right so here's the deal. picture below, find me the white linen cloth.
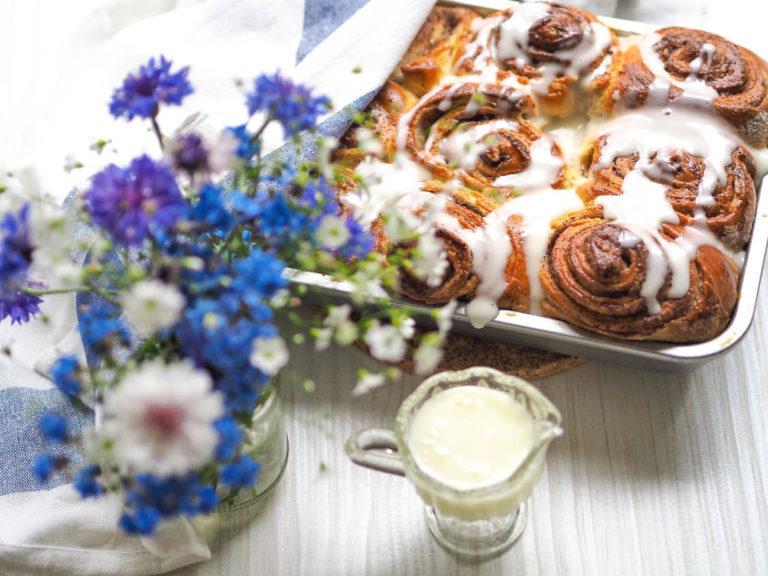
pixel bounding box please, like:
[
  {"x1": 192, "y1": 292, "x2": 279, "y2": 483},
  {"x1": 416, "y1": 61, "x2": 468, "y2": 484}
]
[{"x1": 0, "y1": 0, "x2": 435, "y2": 574}]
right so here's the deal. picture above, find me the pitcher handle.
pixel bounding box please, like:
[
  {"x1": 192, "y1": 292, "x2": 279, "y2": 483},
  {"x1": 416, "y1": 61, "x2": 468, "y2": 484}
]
[{"x1": 344, "y1": 428, "x2": 405, "y2": 477}]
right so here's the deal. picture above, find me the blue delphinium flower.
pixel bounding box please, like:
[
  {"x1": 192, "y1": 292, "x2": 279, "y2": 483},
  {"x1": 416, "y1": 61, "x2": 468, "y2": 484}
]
[
  {"x1": 50, "y1": 356, "x2": 82, "y2": 396},
  {"x1": 298, "y1": 178, "x2": 336, "y2": 214},
  {"x1": 168, "y1": 132, "x2": 209, "y2": 174},
  {"x1": 255, "y1": 194, "x2": 311, "y2": 246},
  {"x1": 232, "y1": 249, "x2": 286, "y2": 301},
  {"x1": 39, "y1": 412, "x2": 68, "y2": 443},
  {"x1": 120, "y1": 473, "x2": 217, "y2": 535},
  {"x1": 0, "y1": 204, "x2": 43, "y2": 324},
  {"x1": 220, "y1": 456, "x2": 260, "y2": 490},
  {"x1": 73, "y1": 465, "x2": 105, "y2": 498},
  {"x1": 85, "y1": 155, "x2": 186, "y2": 246},
  {"x1": 246, "y1": 72, "x2": 330, "y2": 137},
  {"x1": 109, "y1": 56, "x2": 193, "y2": 121},
  {"x1": 32, "y1": 454, "x2": 56, "y2": 482},
  {"x1": 338, "y1": 218, "x2": 374, "y2": 259},
  {"x1": 214, "y1": 416, "x2": 243, "y2": 461},
  {"x1": 78, "y1": 299, "x2": 130, "y2": 351}
]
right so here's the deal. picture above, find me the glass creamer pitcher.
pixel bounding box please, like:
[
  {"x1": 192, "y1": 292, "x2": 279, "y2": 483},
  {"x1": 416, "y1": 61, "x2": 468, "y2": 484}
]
[{"x1": 345, "y1": 367, "x2": 562, "y2": 560}]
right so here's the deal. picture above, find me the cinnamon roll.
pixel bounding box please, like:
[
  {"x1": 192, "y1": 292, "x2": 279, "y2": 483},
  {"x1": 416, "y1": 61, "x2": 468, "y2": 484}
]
[
  {"x1": 539, "y1": 206, "x2": 740, "y2": 342},
  {"x1": 598, "y1": 27, "x2": 768, "y2": 147},
  {"x1": 398, "y1": 82, "x2": 566, "y2": 207},
  {"x1": 581, "y1": 112, "x2": 758, "y2": 250},
  {"x1": 457, "y1": 2, "x2": 617, "y2": 117}
]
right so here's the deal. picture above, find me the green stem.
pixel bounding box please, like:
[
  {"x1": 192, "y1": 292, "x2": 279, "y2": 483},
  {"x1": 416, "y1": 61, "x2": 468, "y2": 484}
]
[
  {"x1": 21, "y1": 286, "x2": 89, "y2": 297},
  {"x1": 151, "y1": 116, "x2": 165, "y2": 151}
]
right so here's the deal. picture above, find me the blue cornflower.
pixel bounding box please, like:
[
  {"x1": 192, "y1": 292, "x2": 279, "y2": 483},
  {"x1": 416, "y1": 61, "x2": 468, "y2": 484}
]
[
  {"x1": 190, "y1": 184, "x2": 233, "y2": 233},
  {"x1": 32, "y1": 454, "x2": 62, "y2": 482},
  {"x1": 49, "y1": 356, "x2": 82, "y2": 396},
  {"x1": 73, "y1": 465, "x2": 105, "y2": 498},
  {"x1": 168, "y1": 132, "x2": 209, "y2": 174},
  {"x1": 232, "y1": 249, "x2": 286, "y2": 301},
  {"x1": 226, "y1": 124, "x2": 260, "y2": 161},
  {"x1": 78, "y1": 298, "x2": 129, "y2": 351},
  {"x1": 109, "y1": 56, "x2": 193, "y2": 121},
  {"x1": 220, "y1": 456, "x2": 260, "y2": 490},
  {"x1": 214, "y1": 416, "x2": 243, "y2": 461},
  {"x1": 85, "y1": 155, "x2": 187, "y2": 246},
  {"x1": 39, "y1": 412, "x2": 68, "y2": 443},
  {"x1": 0, "y1": 289, "x2": 42, "y2": 325},
  {"x1": 0, "y1": 204, "x2": 42, "y2": 324},
  {"x1": 119, "y1": 507, "x2": 160, "y2": 536},
  {"x1": 246, "y1": 72, "x2": 330, "y2": 137}
]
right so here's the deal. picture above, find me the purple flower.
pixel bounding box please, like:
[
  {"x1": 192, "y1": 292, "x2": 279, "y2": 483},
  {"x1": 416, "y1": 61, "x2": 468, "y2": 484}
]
[
  {"x1": 0, "y1": 205, "x2": 42, "y2": 324},
  {"x1": 109, "y1": 56, "x2": 193, "y2": 121},
  {"x1": 168, "y1": 132, "x2": 209, "y2": 175},
  {"x1": 246, "y1": 72, "x2": 330, "y2": 137},
  {"x1": 84, "y1": 155, "x2": 186, "y2": 246}
]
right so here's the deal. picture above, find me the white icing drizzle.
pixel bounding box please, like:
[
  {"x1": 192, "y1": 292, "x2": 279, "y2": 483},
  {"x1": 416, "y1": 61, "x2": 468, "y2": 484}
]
[
  {"x1": 459, "y1": 2, "x2": 613, "y2": 96},
  {"x1": 591, "y1": 108, "x2": 740, "y2": 208},
  {"x1": 492, "y1": 136, "x2": 563, "y2": 189},
  {"x1": 592, "y1": 108, "x2": 742, "y2": 314},
  {"x1": 639, "y1": 33, "x2": 718, "y2": 106}
]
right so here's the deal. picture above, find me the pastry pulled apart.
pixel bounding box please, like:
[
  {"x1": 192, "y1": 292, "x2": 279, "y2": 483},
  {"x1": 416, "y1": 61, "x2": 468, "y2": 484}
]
[{"x1": 337, "y1": 1, "x2": 768, "y2": 343}]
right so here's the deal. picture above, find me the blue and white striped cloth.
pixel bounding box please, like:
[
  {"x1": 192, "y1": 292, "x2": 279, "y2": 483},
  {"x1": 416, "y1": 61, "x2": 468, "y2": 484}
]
[{"x1": 0, "y1": 0, "x2": 434, "y2": 573}]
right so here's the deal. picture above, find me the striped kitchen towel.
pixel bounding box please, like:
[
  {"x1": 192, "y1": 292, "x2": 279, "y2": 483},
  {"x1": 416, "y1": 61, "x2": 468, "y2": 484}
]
[{"x1": 0, "y1": 0, "x2": 435, "y2": 574}]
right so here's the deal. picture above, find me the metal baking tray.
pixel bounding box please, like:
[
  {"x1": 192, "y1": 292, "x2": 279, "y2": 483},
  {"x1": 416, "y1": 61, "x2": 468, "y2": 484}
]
[{"x1": 287, "y1": 0, "x2": 768, "y2": 372}]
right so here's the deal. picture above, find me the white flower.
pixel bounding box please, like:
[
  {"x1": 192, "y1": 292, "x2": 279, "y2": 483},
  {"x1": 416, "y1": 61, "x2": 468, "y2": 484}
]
[
  {"x1": 335, "y1": 321, "x2": 358, "y2": 345},
  {"x1": 324, "y1": 304, "x2": 352, "y2": 328},
  {"x1": 352, "y1": 372, "x2": 387, "y2": 396},
  {"x1": 269, "y1": 289, "x2": 291, "y2": 309},
  {"x1": 317, "y1": 136, "x2": 339, "y2": 181},
  {"x1": 103, "y1": 360, "x2": 224, "y2": 476},
  {"x1": 437, "y1": 300, "x2": 457, "y2": 337},
  {"x1": 355, "y1": 127, "x2": 383, "y2": 156},
  {"x1": 316, "y1": 215, "x2": 351, "y2": 249},
  {"x1": 399, "y1": 317, "x2": 416, "y2": 339},
  {"x1": 249, "y1": 336, "x2": 289, "y2": 376},
  {"x1": 365, "y1": 321, "x2": 407, "y2": 363},
  {"x1": 414, "y1": 341, "x2": 443, "y2": 375},
  {"x1": 314, "y1": 327, "x2": 333, "y2": 351},
  {"x1": 122, "y1": 280, "x2": 186, "y2": 337},
  {"x1": 412, "y1": 231, "x2": 449, "y2": 288}
]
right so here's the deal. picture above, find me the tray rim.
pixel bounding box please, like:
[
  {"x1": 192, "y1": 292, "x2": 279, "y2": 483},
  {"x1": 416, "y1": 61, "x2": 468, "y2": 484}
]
[{"x1": 287, "y1": 0, "x2": 768, "y2": 371}]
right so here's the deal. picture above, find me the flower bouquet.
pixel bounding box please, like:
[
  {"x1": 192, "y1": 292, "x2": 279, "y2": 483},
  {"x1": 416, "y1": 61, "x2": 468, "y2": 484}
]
[{"x1": 0, "y1": 57, "x2": 455, "y2": 536}]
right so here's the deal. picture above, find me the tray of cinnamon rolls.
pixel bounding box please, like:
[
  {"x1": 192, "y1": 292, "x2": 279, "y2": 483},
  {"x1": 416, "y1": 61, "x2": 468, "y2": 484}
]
[{"x1": 312, "y1": 0, "x2": 768, "y2": 370}]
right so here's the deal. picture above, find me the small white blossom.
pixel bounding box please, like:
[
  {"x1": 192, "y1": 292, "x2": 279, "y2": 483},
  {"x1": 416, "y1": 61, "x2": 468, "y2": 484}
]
[
  {"x1": 352, "y1": 372, "x2": 387, "y2": 396},
  {"x1": 324, "y1": 304, "x2": 352, "y2": 328},
  {"x1": 122, "y1": 280, "x2": 186, "y2": 337},
  {"x1": 437, "y1": 301, "x2": 457, "y2": 337},
  {"x1": 335, "y1": 321, "x2": 358, "y2": 345},
  {"x1": 249, "y1": 336, "x2": 289, "y2": 376},
  {"x1": 355, "y1": 127, "x2": 383, "y2": 156},
  {"x1": 399, "y1": 317, "x2": 416, "y2": 339},
  {"x1": 63, "y1": 155, "x2": 83, "y2": 173},
  {"x1": 411, "y1": 231, "x2": 449, "y2": 288},
  {"x1": 103, "y1": 360, "x2": 224, "y2": 476},
  {"x1": 414, "y1": 341, "x2": 443, "y2": 375},
  {"x1": 314, "y1": 327, "x2": 333, "y2": 351},
  {"x1": 365, "y1": 321, "x2": 407, "y2": 363},
  {"x1": 269, "y1": 289, "x2": 291, "y2": 309},
  {"x1": 316, "y1": 215, "x2": 350, "y2": 249},
  {"x1": 317, "y1": 136, "x2": 339, "y2": 181}
]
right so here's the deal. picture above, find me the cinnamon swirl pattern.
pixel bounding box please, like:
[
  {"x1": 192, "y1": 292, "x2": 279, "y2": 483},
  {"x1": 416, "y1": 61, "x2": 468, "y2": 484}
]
[
  {"x1": 598, "y1": 26, "x2": 768, "y2": 146},
  {"x1": 336, "y1": 2, "x2": 768, "y2": 343}
]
